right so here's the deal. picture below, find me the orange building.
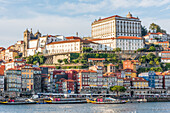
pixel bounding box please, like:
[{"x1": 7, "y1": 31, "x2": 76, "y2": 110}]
[{"x1": 123, "y1": 60, "x2": 140, "y2": 71}]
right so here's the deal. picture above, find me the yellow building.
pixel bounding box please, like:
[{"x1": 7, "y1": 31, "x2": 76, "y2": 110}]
[
  {"x1": 154, "y1": 41, "x2": 169, "y2": 50},
  {"x1": 131, "y1": 77, "x2": 148, "y2": 89},
  {"x1": 122, "y1": 69, "x2": 137, "y2": 78},
  {"x1": 21, "y1": 65, "x2": 41, "y2": 93}
]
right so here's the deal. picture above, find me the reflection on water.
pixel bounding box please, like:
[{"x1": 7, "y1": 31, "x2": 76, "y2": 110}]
[{"x1": 0, "y1": 102, "x2": 170, "y2": 113}]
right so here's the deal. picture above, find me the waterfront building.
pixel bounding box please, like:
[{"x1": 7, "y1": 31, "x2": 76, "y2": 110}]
[
  {"x1": 49, "y1": 70, "x2": 68, "y2": 93},
  {"x1": 123, "y1": 60, "x2": 140, "y2": 71},
  {"x1": 155, "y1": 72, "x2": 164, "y2": 89},
  {"x1": 91, "y1": 12, "x2": 141, "y2": 39},
  {"x1": 5, "y1": 68, "x2": 22, "y2": 97},
  {"x1": 163, "y1": 71, "x2": 170, "y2": 89},
  {"x1": 89, "y1": 66, "x2": 104, "y2": 88},
  {"x1": 21, "y1": 65, "x2": 41, "y2": 94},
  {"x1": 131, "y1": 77, "x2": 148, "y2": 89},
  {"x1": 103, "y1": 72, "x2": 117, "y2": 89},
  {"x1": 117, "y1": 77, "x2": 124, "y2": 86},
  {"x1": 123, "y1": 78, "x2": 131, "y2": 89},
  {"x1": 0, "y1": 65, "x2": 5, "y2": 92},
  {"x1": 138, "y1": 71, "x2": 161, "y2": 88},
  {"x1": 40, "y1": 66, "x2": 56, "y2": 92},
  {"x1": 62, "y1": 79, "x2": 77, "y2": 94}
]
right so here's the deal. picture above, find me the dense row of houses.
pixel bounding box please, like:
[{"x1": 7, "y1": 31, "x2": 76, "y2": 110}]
[{"x1": 0, "y1": 58, "x2": 169, "y2": 97}]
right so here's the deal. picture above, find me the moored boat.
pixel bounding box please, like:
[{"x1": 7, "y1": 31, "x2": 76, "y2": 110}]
[{"x1": 0, "y1": 101, "x2": 36, "y2": 105}]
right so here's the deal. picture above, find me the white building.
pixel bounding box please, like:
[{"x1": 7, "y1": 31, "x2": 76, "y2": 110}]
[
  {"x1": 143, "y1": 32, "x2": 168, "y2": 42},
  {"x1": 5, "y1": 58, "x2": 26, "y2": 70},
  {"x1": 91, "y1": 12, "x2": 141, "y2": 39},
  {"x1": 116, "y1": 36, "x2": 144, "y2": 51},
  {"x1": 46, "y1": 38, "x2": 98, "y2": 54}
]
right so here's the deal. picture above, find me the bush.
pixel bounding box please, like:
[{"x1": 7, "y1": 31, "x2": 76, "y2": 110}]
[{"x1": 56, "y1": 66, "x2": 61, "y2": 69}]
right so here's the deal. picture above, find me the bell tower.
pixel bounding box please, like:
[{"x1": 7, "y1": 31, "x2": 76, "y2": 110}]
[{"x1": 23, "y1": 29, "x2": 30, "y2": 57}]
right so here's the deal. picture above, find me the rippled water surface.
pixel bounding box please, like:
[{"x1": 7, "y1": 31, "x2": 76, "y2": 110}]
[{"x1": 0, "y1": 102, "x2": 170, "y2": 113}]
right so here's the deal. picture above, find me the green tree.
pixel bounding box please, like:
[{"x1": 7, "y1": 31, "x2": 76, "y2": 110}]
[
  {"x1": 63, "y1": 58, "x2": 68, "y2": 64},
  {"x1": 15, "y1": 56, "x2": 21, "y2": 58},
  {"x1": 26, "y1": 56, "x2": 33, "y2": 64},
  {"x1": 149, "y1": 46, "x2": 156, "y2": 51},
  {"x1": 141, "y1": 25, "x2": 148, "y2": 36},
  {"x1": 74, "y1": 59, "x2": 79, "y2": 63},
  {"x1": 58, "y1": 59, "x2": 63, "y2": 64},
  {"x1": 83, "y1": 47, "x2": 93, "y2": 52},
  {"x1": 56, "y1": 66, "x2": 61, "y2": 69},
  {"x1": 156, "y1": 61, "x2": 160, "y2": 65},
  {"x1": 33, "y1": 61, "x2": 38, "y2": 65},
  {"x1": 149, "y1": 61, "x2": 154, "y2": 65},
  {"x1": 146, "y1": 53, "x2": 156, "y2": 61},
  {"x1": 149, "y1": 23, "x2": 166, "y2": 33},
  {"x1": 95, "y1": 53, "x2": 100, "y2": 58},
  {"x1": 139, "y1": 55, "x2": 146, "y2": 63},
  {"x1": 39, "y1": 55, "x2": 45, "y2": 64},
  {"x1": 113, "y1": 48, "x2": 121, "y2": 52},
  {"x1": 110, "y1": 86, "x2": 126, "y2": 96}
]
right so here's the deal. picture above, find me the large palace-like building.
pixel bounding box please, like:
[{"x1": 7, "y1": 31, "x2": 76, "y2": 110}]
[
  {"x1": 90, "y1": 12, "x2": 144, "y2": 51},
  {"x1": 91, "y1": 12, "x2": 141, "y2": 39}
]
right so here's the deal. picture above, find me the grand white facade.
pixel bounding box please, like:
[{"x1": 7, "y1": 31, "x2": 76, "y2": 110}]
[
  {"x1": 46, "y1": 39, "x2": 98, "y2": 54},
  {"x1": 91, "y1": 12, "x2": 141, "y2": 39}
]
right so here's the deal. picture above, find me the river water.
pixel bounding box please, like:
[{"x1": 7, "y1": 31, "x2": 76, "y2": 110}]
[{"x1": 0, "y1": 102, "x2": 170, "y2": 113}]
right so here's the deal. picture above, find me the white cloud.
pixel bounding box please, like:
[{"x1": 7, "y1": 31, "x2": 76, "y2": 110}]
[{"x1": 0, "y1": 14, "x2": 91, "y2": 48}]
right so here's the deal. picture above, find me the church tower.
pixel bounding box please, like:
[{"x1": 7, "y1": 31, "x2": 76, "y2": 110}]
[
  {"x1": 23, "y1": 29, "x2": 30, "y2": 57},
  {"x1": 34, "y1": 30, "x2": 41, "y2": 38}
]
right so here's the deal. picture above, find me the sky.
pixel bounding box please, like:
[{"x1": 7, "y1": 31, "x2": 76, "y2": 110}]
[{"x1": 0, "y1": 0, "x2": 170, "y2": 48}]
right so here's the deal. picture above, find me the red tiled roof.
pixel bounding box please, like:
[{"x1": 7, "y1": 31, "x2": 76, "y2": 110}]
[
  {"x1": 33, "y1": 67, "x2": 41, "y2": 71},
  {"x1": 161, "y1": 58, "x2": 170, "y2": 60},
  {"x1": 88, "y1": 58, "x2": 105, "y2": 61},
  {"x1": 161, "y1": 51, "x2": 170, "y2": 53},
  {"x1": 108, "y1": 64, "x2": 116, "y2": 66},
  {"x1": 40, "y1": 66, "x2": 56, "y2": 68},
  {"x1": 157, "y1": 41, "x2": 169, "y2": 43},
  {"x1": 148, "y1": 32, "x2": 165, "y2": 35},
  {"x1": 117, "y1": 36, "x2": 142, "y2": 40},
  {"x1": 65, "y1": 36, "x2": 81, "y2": 40},
  {"x1": 95, "y1": 15, "x2": 122, "y2": 22},
  {"x1": 47, "y1": 39, "x2": 81, "y2": 45},
  {"x1": 88, "y1": 38, "x2": 115, "y2": 41}
]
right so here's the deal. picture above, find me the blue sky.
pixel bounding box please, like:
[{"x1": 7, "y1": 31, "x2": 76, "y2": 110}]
[{"x1": 0, "y1": 0, "x2": 170, "y2": 47}]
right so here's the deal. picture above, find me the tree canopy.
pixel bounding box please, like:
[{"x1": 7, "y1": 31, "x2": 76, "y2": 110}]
[
  {"x1": 149, "y1": 46, "x2": 156, "y2": 51},
  {"x1": 83, "y1": 47, "x2": 93, "y2": 52},
  {"x1": 110, "y1": 86, "x2": 126, "y2": 96},
  {"x1": 141, "y1": 25, "x2": 148, "y2": 36},
  {"x1": 149, "y1": 23, "x2": 166, "y2": 33},
  {"x1": 26, "y1": 53, "x2": 46, "y2": 65}
]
